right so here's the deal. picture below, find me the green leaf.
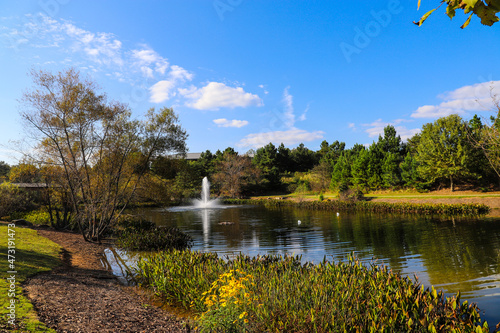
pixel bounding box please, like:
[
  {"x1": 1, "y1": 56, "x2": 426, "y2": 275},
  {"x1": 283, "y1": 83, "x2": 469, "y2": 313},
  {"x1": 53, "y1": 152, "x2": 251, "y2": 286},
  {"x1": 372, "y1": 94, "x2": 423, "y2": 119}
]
[
  {"x1": 446, "y1": 5, "x2": 456, "y2": 19},
  {"x1": 414, "y1": 8, "x2": 438, "y2": 26},
  {"x1": 461, "y1": 13, "x2": 474, "y2": 28},
  {"x1": 462, "y1": 0, "x2": 480, "y2": 13}
]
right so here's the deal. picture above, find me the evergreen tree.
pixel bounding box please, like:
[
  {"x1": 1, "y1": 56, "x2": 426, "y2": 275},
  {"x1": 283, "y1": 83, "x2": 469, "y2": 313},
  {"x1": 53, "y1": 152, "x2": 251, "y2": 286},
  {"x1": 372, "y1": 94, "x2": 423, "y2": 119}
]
[
  {"x1": 276, "y1": 143, "x2": 292, "y2": 173},
  {"x1": 400, "y1": 152, "x2": 423, "y2": 189},
  {"x1": 351, "y1": 149, "x2": 370, "y2": 189},
  {"x1": 330, "y1": 151, "x2": 352, "y2": 189},
  {"x1": 253, "y1": 143, "x2": 281, "y2": 187},
  {"x1": 290, "y1": 143, "x2": 318, "y2": 172},
  {"x1": 382, "y1": 152, "x2": 401, "y2": 189}
]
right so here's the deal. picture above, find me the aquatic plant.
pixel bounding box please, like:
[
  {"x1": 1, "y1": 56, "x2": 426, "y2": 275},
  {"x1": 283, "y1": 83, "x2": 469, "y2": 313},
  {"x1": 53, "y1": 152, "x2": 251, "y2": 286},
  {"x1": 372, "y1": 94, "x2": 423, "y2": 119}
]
[{"x1": 136, "y1": 250, "x2": 492, "y2": 332}]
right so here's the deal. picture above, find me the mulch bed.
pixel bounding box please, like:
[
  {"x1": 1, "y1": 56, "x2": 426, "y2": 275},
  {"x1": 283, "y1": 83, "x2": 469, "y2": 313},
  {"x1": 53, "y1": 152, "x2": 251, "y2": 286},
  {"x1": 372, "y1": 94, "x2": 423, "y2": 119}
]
[{"x1": 23, "y1": 228, "x2": 192, "y2": 333}]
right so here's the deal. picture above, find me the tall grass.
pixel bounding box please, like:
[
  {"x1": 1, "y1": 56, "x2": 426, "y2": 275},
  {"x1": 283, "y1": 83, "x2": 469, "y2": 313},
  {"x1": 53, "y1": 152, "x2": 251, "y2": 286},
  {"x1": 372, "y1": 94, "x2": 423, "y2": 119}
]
[
  {"x1": 223, "y1": 198, "x2": 491, "y2": 215},
  {"x1": 136, "y1": 250, "x2": 491, "y2": 332}
]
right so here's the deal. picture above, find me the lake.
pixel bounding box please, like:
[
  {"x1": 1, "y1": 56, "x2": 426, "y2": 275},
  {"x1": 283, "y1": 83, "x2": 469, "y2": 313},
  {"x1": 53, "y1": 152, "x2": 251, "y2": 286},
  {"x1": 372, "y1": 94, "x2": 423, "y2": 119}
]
[{"x1": 109, "y1": 204, "x2": 500, "y2": 326}]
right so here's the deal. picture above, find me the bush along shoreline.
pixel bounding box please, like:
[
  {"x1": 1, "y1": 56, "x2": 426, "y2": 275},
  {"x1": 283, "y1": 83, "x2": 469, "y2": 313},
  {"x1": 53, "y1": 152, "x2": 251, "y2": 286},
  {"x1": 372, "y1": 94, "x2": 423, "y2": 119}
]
[
  {"x1": 115, "y1": 217, "x2": 193, "y2": 251},
  {"x1": 222, "y1": 199, "x2": 491, "y2": 216},
  {"x1": 136, "y1": 250, "x2": 491, "y2": 332}
]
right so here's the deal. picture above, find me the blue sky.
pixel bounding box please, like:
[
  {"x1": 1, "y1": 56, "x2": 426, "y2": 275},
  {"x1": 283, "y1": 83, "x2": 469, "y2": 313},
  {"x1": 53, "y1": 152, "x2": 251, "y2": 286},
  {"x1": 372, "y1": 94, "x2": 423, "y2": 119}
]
[{"x1": 1, "y1": 1, "x2": 499, "y2": 164}]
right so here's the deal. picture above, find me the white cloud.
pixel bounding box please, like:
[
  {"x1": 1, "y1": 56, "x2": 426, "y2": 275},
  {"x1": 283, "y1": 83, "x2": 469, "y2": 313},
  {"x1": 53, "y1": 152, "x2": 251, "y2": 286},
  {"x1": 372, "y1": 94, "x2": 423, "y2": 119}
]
[
  {"x1": 298, "y1": 103, "x2": 310, "y2": 121},
  {"x1": 149, "y1": 80, "x2": 176, "y2": 103},
  {"x1": 362, "y1": 119, "x2": 420, "y2": 141},
  {"x1": 412, "y1": 81, "x2": 500, "y2": 118},
  {"x1": 237, "y1": 86, "x2": 323, "y2": 149},
  {"x1": 131, "y1": 47, "x2": 169, "y2": 76},
  {"x1": 62, "y1": 22, "x2": 123, "y2": 66},
  {"x1": 149, "y1": 65, "x2": 193, "y2": 103},
  {"x1": 258, "y1": 84, "x2": 269, "y2": 94},
  {"x1": 237, "y1": 128, "x2": 324, "y2": 149},
  {"x1": 181, "y1": 82, "x2": 263, "y2": 110},
  {"x1": 282, "y1": 87, "x2": 295, "y2": 128},
  {"x1": 169, "y1": 65, "x2": 193, "y2": 81},
  {"x1": 213, "y1": 118, "x2": 249, "y2": 128}
]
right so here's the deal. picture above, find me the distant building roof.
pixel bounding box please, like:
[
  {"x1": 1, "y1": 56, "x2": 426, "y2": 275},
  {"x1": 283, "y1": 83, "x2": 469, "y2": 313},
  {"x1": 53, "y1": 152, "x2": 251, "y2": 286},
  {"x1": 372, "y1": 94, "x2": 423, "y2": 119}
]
[
  {"x1": 185, "y1": 153, "x2": 202, "y2": 160},
  {"x1": 170, "y1": 152, "x2": 202, "y2": 160},
  {"x1": 171, "y1": 152, "x2": 254, "y2": 160},
  {"x1": 12, "y1": 183, "x2": 49, "y2": 188}
]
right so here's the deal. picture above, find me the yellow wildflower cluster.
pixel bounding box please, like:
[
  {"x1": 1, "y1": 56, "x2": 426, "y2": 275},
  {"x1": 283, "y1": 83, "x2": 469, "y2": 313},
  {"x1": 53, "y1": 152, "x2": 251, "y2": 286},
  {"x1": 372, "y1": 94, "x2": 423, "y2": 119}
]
[{"x1": 198, "y1": 269, "x2": 256, "y2": 326}]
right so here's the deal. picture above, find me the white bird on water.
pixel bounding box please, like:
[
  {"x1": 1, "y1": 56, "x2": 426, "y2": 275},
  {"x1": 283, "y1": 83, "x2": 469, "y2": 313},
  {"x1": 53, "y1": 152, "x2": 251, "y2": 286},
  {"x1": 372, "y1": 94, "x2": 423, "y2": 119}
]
[{"x1": 298, "y1": 220, "x2": 301, "y2": 225}]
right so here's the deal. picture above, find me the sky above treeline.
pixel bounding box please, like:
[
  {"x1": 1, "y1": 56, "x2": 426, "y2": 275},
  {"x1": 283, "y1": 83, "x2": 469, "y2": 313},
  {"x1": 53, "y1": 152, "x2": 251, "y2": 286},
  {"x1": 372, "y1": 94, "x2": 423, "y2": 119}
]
[{"x1": 1, "y1": 1, "x2": 499, "y2": 164}]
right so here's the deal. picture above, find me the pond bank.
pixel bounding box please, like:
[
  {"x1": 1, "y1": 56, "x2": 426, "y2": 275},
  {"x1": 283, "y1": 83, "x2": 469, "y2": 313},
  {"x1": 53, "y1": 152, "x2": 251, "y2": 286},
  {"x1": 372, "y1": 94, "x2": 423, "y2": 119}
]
[{"x1": 24, "y1": 228, "x2": 191, "y2": 333}]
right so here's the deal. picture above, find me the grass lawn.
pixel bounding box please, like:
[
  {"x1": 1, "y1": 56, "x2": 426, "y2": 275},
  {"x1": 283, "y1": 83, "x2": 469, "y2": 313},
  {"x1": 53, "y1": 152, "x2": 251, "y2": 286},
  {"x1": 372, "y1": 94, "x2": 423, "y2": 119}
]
[
  {"x1": 365, "y1": 192, "x2": 500, "y2": 199},
  {"x1": 0, "y1": 223, "x2": 61, "y2": 332},
  {"x1": 255, "y1": 190, "x2": 500, "y2": 201}
]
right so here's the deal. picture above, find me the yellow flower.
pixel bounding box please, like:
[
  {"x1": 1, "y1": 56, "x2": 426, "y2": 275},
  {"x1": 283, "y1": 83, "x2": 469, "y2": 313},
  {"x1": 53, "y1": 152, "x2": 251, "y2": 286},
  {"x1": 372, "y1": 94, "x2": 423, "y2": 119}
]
[
  {"x1": 244, "y1": 319, "x2": 249, "y2": 324},
  {"x1": 239, "y1": 312, "x2": 248, "y2": 319}
]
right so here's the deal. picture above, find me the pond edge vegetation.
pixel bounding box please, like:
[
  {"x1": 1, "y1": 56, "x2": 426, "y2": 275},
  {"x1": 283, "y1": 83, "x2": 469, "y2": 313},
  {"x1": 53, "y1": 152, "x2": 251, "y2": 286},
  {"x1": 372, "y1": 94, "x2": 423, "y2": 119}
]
[
  {"x1": 136, "y1": 250, "x2": 493, "y2": 332},
  {"x1": 223, "y1": 198, "x2": 491, "y2": 216}
]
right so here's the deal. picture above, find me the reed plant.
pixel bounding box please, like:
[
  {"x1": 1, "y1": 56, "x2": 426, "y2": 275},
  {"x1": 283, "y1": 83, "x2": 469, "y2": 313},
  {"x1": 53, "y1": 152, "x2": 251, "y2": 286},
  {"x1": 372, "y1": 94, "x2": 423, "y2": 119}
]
[
  {"x1": 223, "y1": 199, "x2": 490, "y2": 215},
  {"x1": 136, "y1": 250, "x2": 491, "y2": 332}
]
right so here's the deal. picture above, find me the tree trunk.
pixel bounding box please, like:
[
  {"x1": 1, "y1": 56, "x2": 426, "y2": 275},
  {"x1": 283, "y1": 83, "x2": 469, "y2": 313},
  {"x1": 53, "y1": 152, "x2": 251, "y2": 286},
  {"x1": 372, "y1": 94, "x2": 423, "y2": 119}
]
[{"x1": 450, "y1": 176, "x2": 454, "y2": 192}]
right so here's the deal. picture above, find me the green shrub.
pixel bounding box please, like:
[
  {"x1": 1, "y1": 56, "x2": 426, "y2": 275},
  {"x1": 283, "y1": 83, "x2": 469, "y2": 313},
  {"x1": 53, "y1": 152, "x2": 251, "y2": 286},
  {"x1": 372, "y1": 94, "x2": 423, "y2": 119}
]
[
  {"x1": 23, "y1": 209, "x2": 51, "y2": 225},
  {"x1": 136, "y1": 251, "x2": 490, "y2": 332},
  {"x1": 294, "y1": 179, "x2": 311, "y2": 193},
  {"x1": 116, "y1": 216, "x2": 193, "y2": 251},
  {"x1": 0, "y1": 182, "x2": 36, "y2": 218}
]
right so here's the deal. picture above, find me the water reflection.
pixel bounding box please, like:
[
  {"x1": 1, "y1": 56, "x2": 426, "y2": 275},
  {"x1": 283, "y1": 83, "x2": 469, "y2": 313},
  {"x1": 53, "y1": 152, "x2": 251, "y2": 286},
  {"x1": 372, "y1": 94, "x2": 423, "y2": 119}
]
[{"x1": 134, "y1": 205, "x2": 500, "y2": 325}]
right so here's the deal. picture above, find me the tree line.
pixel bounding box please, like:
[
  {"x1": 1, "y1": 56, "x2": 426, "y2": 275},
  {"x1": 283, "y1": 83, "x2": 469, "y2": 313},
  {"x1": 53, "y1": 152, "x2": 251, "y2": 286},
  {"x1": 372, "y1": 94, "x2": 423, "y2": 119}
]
[
  {"x1": 0, "y1": 67, "x2": 498, "y2": 241},
  {"x1": 145, "y1": 113, "x2": 500, "y2": 198}
]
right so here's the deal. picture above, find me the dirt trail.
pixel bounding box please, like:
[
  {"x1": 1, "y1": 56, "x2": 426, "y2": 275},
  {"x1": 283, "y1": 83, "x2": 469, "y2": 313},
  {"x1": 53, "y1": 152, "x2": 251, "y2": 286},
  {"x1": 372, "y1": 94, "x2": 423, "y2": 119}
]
[{"x1": 24, "y1": 228, "x2": 191, "y2": 333}]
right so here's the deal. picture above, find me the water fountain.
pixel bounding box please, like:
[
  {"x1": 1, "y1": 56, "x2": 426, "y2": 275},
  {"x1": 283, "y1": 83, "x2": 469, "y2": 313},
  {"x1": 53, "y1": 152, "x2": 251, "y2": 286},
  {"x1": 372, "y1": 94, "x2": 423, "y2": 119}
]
[{"x1": 192, "y1": 177, "x2": 219, "y2": 208}]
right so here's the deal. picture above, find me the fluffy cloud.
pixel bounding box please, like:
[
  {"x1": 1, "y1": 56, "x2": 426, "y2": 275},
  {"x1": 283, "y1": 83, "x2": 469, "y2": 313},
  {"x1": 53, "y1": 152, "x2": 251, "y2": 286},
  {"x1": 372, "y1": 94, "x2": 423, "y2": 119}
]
[
  {"x1": 213, "y1": 118, "x2": 249, "y2": 128},
  {"x1": 149, "y1": 65, "x2": 193, "y2": 103},
  {"x1": 237, "y1": 128, "x2": 324, "y2": 149},
  {"x1": 131, "y1": 47, "x2": 169, "y2": 76},
  {"x1": 362, "y1": 119, "x2": 420, "y2": 141},
  {"x1": 412, "y1": 81, "x2": 500, "y2": 118},
  {"x1": 181, "y1": 82, "x2": 263, "y2": 110},
  {"x1": 149, "y1": 80, "x2": 176, "y2": 103}
]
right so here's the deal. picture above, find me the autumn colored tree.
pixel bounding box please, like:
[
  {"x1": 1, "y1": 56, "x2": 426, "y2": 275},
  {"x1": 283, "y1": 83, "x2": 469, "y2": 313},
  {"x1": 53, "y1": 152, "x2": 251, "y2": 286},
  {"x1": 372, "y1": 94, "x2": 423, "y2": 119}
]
[
  {"x1": 212, "y1": 153, "x2": 260, "y2": 198},
  {"x1": 20, "y1": 68, "x2": 187, "y2": 242},
  {"x1": 9, "y1": 162, "x2": 41, "y2": 183}
]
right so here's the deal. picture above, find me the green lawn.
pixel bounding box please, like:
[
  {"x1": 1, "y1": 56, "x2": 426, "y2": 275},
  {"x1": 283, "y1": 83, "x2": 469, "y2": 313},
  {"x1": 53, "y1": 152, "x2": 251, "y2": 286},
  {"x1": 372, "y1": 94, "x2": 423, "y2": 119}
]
[
  {"x1": 365, "y1": 193, "x2": 500, "y2": 199},
  {"x1": 255, "y1": 191, "x2": 500, "y2": 201},
  {"x1": 0, "y1": 224, "x2": 61, "y2": 332}
]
